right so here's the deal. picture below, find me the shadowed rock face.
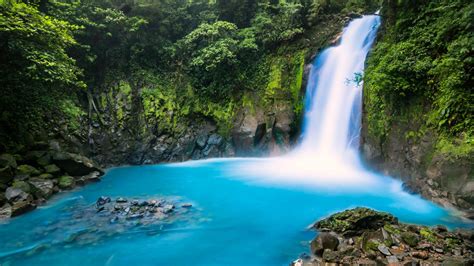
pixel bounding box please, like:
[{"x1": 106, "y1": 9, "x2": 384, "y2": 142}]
[
  {"x1": 0, "y1": 143, "x2": 104, "y2": 220},
  {"x1": 294, "y1": 208, "x2": 474, "y2": 265}
]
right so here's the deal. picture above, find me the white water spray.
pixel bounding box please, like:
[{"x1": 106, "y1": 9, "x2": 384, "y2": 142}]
[{"x1": 233, "y1": 14, "x2": 383, "y2": 189}]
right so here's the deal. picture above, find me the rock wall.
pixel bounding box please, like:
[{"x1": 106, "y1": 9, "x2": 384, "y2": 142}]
[{"x1": 361, "y1": 101, "x2": 474, "y2": 217}]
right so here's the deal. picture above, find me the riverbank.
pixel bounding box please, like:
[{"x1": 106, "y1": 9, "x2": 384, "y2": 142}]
[
  {"x1": 293, "y1": 208, "x2": 474, "y2": 265},
  {"x1": 0, "y1": 140, "x2": 103, "y2": 220}
]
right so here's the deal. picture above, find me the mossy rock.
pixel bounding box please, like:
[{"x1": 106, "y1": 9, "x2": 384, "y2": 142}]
[
  {"x1": 401, "y1": 231, "x2": 420, "y2": 247},
  {"x1": 12, "y1": 180, "x2": 31, "y2": 193},
  {"x1": 44, "y1": 164, "x2": 60, "y2": 174},
  {"x1": 315, "y1": 207, "x2": 398, "y2": 236},
  {"x1": 38, "y1": 173, "x2": 54, "y2": 179},
  {"x1": 36, "y1": 154, "x2": 51, "y2": 167},
  {"x1": 17, "y1": 165, "x2": 41, "y2": 176},
  {"x1": 0, "y1": 154, "x2": 17, "y2": 168},
  {"x1": 58, "y1": 175, "x2": 75, "y2": 190}
]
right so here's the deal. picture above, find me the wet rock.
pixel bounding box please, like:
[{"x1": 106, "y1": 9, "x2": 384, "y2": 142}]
[
  {"x1": 311, "y1": 232, "x2": 339, "y2": 256},
  {"x1": 297, "y1": 208, "x2": 474, "y2": 265},
  {"x1": 162, "y1": 204, "x2": 174, "y2": 214},
  {"x1": 207, "y1": 134, "x2": 223, "y2": 146},
  {"x1": 53, "y1": 152, "x2": 103, "y2": 176},
  {"x1": 96, "y1": 196, "x2": 111, "y2": 206},
  {"x1": 116, "y1": 197, "x2": 127, "y2": 203},
  {"x1": 44, "y1": 164, "x2": 61, "y2": 174},
  {"x1": 17, "y1": 164, "x2": 41, "y2": 176},
  {"x1": 387, "y1": 255, "x2": 399, "y2": 264},
  {"x1": 195, "y1": 135, "x2": 208, "y2": 149},
  {"x1": 0, "y1": 166, "x2": 14, "y2": 184},
  {"x1": 0, "y1": 203, "x2": 12, "y2": 220},
  {"x1": 401, "y1": 232, "x2": 420, "y2": 247},
  {"x1": 0, "y1": 154, "x2": 17, "y2": 168},
  {"x1": 12, "y1": 180, "x2": 31, "y2": 193},
  {"x1": 181, "y1": 203, "x2": 192, "y2": 208},
  {"x1": 314, "y1": 207, "x2": 398, "y2": 236},
  {"x1": 378, "y1": 244, "x2": 391, "y2": 256},
  {"x1": 5, "y1": 188, "x2": 35, "y2": 216},
  {"x1": 29, "y1": 178, "x2": 54, "y2": 199},
  {"x1": 58, "y1": 175, "x2": 75, "y2": 190},
  {"x1": 38, "y1": 173, "x2": 54, "y2": 179}
]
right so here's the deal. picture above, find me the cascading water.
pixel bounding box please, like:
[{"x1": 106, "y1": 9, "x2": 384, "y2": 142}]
[
  {"x1": 237, "y1": 14, "x2": 383, "y2": 187},
  {"x1": 299, "y1": 15, "x2": 381, "y2": 157}
]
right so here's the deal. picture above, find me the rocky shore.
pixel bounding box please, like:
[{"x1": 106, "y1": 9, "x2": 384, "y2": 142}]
[
  {"x1": 294, "y1": 208, "x2": 474, "y2": 265},
  {"x1": 0, "y1": 140, "x2": 103, "y2": 220}
]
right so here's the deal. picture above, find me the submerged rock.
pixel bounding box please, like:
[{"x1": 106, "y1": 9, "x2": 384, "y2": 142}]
[{"x1": 297, "y1": 208, "x2": 474, "y2": 265}]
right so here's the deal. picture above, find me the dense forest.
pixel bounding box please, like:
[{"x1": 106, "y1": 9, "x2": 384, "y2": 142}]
[{"x1": 0, "y1": 0, "x2": 378, "y2": 149}]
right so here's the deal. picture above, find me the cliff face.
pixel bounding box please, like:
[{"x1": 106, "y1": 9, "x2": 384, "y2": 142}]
[
  {"x1": 361, "y1": 0, "x2": 473, "y2": 214},
  {"x1": 40, "y1": 14, "x2": 353, "y2": 167}
]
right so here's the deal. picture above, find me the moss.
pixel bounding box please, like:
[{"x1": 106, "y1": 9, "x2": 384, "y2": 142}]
[
  {"x1": 12, "y1": 180, "x2": 31, "y2": 193},
  {"x1": 17, "y1": 164, "x2": 41, "y2": 176},
  {"x1": 58, "y1": 175, "x2": 75, "y2": 189},
  {"x1": 401, "y1": 232, "x2": 420, "y2": 247},
  {"x1": 419, "y1": 228, "x2": 437, "y2": 243},
  {"x1": 364, "y1": 239, "x2": 379, "y2": 252},
  {"x1": 434, "y1": 134, "x2": 474, "y2": 160}
]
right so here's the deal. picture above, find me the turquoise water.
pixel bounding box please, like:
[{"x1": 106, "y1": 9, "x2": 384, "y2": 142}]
[
  {"x1": 0, "y1": 158, "x2": 471, "y2": 265},
  {"x1": 1, "y1": 15, "x2": 472, "y2": 265}
]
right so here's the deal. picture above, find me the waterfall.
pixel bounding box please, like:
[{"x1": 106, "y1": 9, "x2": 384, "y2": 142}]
[
  {"x1": 236, "y1": 14, "x2": 383, "y2": 188},
  {"x1": 297, "y1": 14, "x2": 381, "y2": 160}
]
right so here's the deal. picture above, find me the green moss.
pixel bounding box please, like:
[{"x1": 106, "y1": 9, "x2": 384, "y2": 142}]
[
  {"x1": 420, "y1": 228, "x2": 437, "y2": 243},
  {"x1": 434, "y1": 134, "x2": 474, "y2": 160},
  {"x1": 401, "y1": 232, "x2": 420, "y2": 247}
]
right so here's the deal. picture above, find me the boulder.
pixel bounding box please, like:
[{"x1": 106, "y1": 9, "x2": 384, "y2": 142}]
[
  {"x1": 0, "y1": 166, "x2": 14, "y2": 184},
  {"x1": 207, "y1": 134, "x2": 223, "y2": 146},
  {"x1": 17, "y1": 164, "x2": 41, "y2": 176},
  {"x1": 44, "y1": 164, "x2": 61, "y2": 174},
  {"x1": 5, "y1": 187, "x2": 35, "y2": 216},
  {"x1": 314, "y1": 207, "x2": 398, "y2": 236},
  {"x1": 58, "y1": 175, "x2": 75, "y2": 190},
  {"x1": 195, "y1": 135, "x2": 208, "y2": 149},
  {"x1": 38, "y1": 173, "x2": 54, "y2": 179},
  {"x1": 12, "y1": 180, "x2": 31, "y2": 193},
  {"x1": 311, "y1": 232, "x2": 339, "y2": 256},
  {"x1": 53, "y1": 152, "x2": 103, "y2": 176},
  {"x1": 0, "y1": 153, "x2": 17, "y2": 168},
  {"x1": 0, "y1": 203, "x2": 12, "y2": 220},
  {"x1": 36, "y1": 154, "x2": 52, "y2": 167},
  {"x1": 29, "y1": 178, "x2": 54, "y2": 199}
]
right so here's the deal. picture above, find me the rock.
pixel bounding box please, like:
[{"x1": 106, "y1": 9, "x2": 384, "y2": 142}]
[
  {"x1": 24, "y1": 151, "x2": 47, "y2": 164},
  {"x1": 0, "y1": 192, "x2": 5, "y2": 205},
  {"x1": 314, "y1": 207, "x2": 398, "y2": 236},
  {"x1": 322, "y1": 248, "x2": 339, "y2": 262},
  {"x1": 29, "y1": 178, "x2": 54, "y2": 199},
  {"x1": 44, "y1": 164, "x2": 61, "y2": 174},
  {"x1": 38, "y1": 173, "x2": 54, "y2": 179},
  {"x1": 5, "y1": 188, "x2": 35, "y2": 216},
  {"x1": 0, "y1": 166, "x2": 14, "y2": 184},
  {"x1": 195, "y1": 135, "x2": 208, "y2": 149},
  {"x1": 36, "y1": 154, "x2": 51, "y2": 167},
  {"x1": 181, "y1": 203, "x2": 192, "y2": 208},
  {"x1": 311, "y1": 232, "x2": 339, "y2": 256},
  {"x1": 401, "y1": 232, "x2": 420, "y2": 247},
  {"x1": 162, "y1": 204, "x2": 174, "y2": 214},
  {"x1": 17, "y1": 164, "x2": 41, "y2": 176},
  {"x1": 53, "y1": 152, "x2": 103, "y2": 176},
  {"x1": 387, "y1": 255, "x2": 399, "y2": 264},
  {"x1": 207, "y1": 134, "x2": 223, "y2": 146},
  {"x1": 377, "y1": 244, "x2": 391, "y2": 256},
  {"x1": 58, "y1": 175, "x2": 75, "y2": 190},
  {"x1": 116, "y1": 197, "x2": 127, "y2": 203},
  {"x1": 5, "y1": 187, "x2": 28, "y2": 201},
  {"x1": 0, "y1": 203, "x2": 12, "y2": 219},
  {"x1": 411, "y1": 251, "x2": 429, "y2": 260},
  {"x1": 0, "y1": 154, "x2": 17, "y2": 168},
  {"x1": 12, "y1": 180, "x2": 31, "y2": 193},
  {"x1": 97, "y1": 196, "x2": 111, "y2": 206}
]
